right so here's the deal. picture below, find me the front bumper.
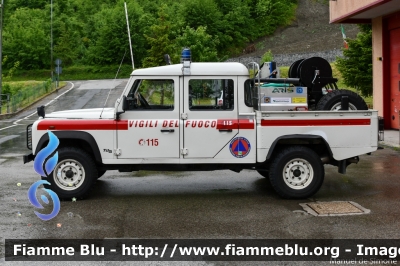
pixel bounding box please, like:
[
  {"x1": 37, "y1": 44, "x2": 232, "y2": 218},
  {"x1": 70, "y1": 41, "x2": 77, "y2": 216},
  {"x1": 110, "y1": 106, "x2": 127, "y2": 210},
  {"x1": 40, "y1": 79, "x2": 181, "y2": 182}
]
[{"x1": 23, "y1": 153, "x2": 35, "y2": 164}]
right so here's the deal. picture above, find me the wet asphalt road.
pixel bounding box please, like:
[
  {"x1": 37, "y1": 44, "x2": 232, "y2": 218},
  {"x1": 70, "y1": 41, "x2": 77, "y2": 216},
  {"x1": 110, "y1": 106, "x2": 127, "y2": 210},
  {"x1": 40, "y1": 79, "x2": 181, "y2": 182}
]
[{"x1": 0, "y1": 80, "x2": 400, "y2": 266}]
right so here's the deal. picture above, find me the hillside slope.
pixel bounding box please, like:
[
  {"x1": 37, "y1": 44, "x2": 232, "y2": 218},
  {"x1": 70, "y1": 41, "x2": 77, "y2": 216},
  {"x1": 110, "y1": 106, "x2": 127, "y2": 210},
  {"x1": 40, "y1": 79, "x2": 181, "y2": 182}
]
[{"x1": 241, "y1": 0, "x2": 359, "y2": 59}]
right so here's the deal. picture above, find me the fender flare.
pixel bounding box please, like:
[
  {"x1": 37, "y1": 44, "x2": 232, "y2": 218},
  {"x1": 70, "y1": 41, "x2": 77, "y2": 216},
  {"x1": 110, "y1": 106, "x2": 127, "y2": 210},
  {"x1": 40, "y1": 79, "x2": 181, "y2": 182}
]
[
  {"x1": 35, "y1": 131, "x2": 102, "y2": 163},
  {"x1": 266, "y1": 134, "x2": 334, "y2": 160}
]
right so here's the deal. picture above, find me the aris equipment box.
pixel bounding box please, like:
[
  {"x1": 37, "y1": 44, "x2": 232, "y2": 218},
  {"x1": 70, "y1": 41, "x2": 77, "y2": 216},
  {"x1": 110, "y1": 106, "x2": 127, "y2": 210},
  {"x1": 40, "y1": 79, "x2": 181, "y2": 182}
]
[{"x1": 259, "y1": 83, "x2": 308, "y2": 111}]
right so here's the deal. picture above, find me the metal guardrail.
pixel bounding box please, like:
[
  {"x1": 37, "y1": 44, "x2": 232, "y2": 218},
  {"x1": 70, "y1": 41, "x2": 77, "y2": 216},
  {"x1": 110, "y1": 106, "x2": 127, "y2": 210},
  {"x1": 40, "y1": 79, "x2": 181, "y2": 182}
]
[
  {"x1": 0, "y1": 93, "x2": 10, "y2": 114},
  {"x1": 1, "y1": 79, "x2": 52, "y2": 114}
]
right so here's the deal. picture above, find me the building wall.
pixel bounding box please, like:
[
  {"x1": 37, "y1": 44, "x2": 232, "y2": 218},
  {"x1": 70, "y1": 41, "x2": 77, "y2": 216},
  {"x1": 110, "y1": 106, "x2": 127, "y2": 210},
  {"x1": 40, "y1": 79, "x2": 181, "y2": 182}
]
[
  {"x1": 330, "y1": 0, "x2": 378, "y2": 22},
  {"x1": 372, "y1": 17, "x2": 383, "y2": 116},
  {"x1": 386, "y1": 12, "x2": 400, "y2": 129}
]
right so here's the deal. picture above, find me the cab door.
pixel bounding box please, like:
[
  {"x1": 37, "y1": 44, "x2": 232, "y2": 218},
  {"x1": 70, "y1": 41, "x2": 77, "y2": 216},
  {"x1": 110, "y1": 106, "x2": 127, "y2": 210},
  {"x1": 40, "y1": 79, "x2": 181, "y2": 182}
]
[
  {"x1": 117, "y1": 77, "x2": 180, "y2": 159},
  {"x1": 182, "y1": 77, "x2": 238, "y2": 158}
]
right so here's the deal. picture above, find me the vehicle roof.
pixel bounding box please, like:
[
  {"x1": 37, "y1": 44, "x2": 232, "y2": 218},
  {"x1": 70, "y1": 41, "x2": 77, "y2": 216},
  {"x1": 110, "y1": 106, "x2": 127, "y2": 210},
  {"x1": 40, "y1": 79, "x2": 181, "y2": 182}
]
[{"x1": 130, "y1": 62, "x2": 249, "y2": 76}]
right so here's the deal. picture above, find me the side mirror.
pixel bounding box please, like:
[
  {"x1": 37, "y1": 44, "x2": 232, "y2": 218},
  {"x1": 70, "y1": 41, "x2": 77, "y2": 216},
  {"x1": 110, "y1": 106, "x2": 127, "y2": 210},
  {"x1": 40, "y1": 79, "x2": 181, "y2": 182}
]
[
  {"x1": 116, "y1": 96, "x2": 128, "y2": 120},
  {"x1": 164, "y1": 54, "x2": 171, "y2": 65},
  {"x1": 37, "y1": 105, "x2": 45, "y2": 118},
  {"x1": 122, "y1": 95, "x2": 128, "y2": 111}
]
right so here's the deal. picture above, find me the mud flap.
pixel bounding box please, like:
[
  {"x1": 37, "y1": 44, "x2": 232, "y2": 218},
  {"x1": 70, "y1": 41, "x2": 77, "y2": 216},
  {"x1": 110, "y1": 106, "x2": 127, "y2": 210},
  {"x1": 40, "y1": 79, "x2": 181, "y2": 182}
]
[
  {"x1": 338, "y1": 156, "x2": 359, "y2": 174},
  {"x1": 23, "y1": 153, "x2": 35, "y2": 164}
]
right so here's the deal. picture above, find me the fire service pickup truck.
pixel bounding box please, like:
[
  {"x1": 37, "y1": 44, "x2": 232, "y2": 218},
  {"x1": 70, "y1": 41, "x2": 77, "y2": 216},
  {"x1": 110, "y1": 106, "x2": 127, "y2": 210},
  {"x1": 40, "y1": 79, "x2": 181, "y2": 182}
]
[{"x1": 23, "y1": 58, "x2": 383, "y2": 200}]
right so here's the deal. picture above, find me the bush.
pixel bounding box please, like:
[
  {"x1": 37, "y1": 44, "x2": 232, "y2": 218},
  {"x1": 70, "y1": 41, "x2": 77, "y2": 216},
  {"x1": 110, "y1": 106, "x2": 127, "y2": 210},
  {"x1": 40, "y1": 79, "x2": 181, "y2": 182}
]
[
  {"x1": 336, "y1": 25, "x2": 372, "y2": 96},
  {"x1": 2, "y1": 83, "x2": 12, "y2": 95},
  {"x1": 261, "y1": 50, "x2": 273, "y2": 65}
]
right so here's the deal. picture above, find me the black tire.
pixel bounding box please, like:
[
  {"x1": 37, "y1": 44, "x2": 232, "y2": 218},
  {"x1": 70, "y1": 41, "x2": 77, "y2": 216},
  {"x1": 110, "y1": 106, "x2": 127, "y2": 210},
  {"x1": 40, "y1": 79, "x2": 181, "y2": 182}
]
[
  {"x1": 42, "y1": 147, "x2": 97, "y2": 200},
  {"x1": 316, "y1": 89, "x2": 368, "y2": 111},
  {"x1": 97, "y1": 169, "x2": 107, "y2": 179},
  {"x1": 269, "y1": 146, "x2": 324, "y2": 199}
]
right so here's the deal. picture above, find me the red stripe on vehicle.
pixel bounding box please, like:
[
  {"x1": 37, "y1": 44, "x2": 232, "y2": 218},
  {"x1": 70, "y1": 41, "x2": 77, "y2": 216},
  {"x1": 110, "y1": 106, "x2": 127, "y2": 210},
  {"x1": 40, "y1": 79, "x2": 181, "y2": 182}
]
[
  {"x1": 116, "y1": 120, "x2": 129, "y2": 130},
  {"x1": 238, "y1": 119, "x2": 255, "y2": 129},
  {"x1": 261, "y1": 119, "x2": 371, "y2": 127},
  {"x1": 216, "y1": 119, "x2": 238, "y2": 130},
  {"x1": 216, "y1": 119, "x2": 255, "y2": 130},
  {"x1": 37, "y1": 120, "x2": 128, "y2": 130}
]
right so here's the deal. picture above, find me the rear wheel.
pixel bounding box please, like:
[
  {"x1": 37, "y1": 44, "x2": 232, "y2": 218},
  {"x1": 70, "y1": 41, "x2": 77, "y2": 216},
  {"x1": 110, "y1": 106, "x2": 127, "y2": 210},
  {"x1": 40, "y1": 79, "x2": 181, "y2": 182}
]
[
  {"x1": 269, "y1": 146, "x2": 324, "y2": 199},
  {"x1": 43, "y1": 147, "x2": 97, "y2": 200},
  {"x1": 316, "y1": 89, "x2": 368, "y2": 111}
]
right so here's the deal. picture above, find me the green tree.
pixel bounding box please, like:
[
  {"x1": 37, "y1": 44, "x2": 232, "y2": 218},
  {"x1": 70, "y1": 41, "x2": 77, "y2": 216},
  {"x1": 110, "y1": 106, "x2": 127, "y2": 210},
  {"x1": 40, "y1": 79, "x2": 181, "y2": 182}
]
[
  {"x1": 142, "y1": 5, "x2": 175, "y2": 67},
  {"x1": 1, "y1": 0, "x2": 299, "y2": 71},
  {"x1": 180, "y1": 0, "x2": 225, "y2": 50},
  {"x1": 3, "y1": 8, "x2": 49, "y2": 69},
  {"x1": 6, "y1": 0, "x2": 48, "y2": 10},
  {"x1": 336, "y1": 25, "x2": 372, "y2": 96},
  {"x1": 214, "y1": 0, "x2": 255, "y2": 54},
  {"x1": 53, "y1": 22, "x2": 80, "y2": 66},
  {"x1": 85, "y1": 1, "x2": 147, "y2": 66},
  {"x1": 256, "y1": 0, "x2": 297, "y2": 36},
  {"x1": 180, "y1": 0, "x2": 221, "y2": 36},
  {"x1": 174, "y1": 26, "x2": 219, "y2": 62}
]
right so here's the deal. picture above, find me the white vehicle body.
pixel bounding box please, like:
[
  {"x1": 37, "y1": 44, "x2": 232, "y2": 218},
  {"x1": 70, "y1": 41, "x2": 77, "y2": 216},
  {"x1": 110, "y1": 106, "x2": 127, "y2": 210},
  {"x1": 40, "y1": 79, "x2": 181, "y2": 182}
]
[{"x1": 24, "y1": 62, "x2": 382, "y2": 199}]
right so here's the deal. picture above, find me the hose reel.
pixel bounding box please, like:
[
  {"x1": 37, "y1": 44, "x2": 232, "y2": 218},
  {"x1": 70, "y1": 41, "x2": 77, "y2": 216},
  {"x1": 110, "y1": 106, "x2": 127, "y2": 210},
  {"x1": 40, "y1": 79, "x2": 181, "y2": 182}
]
[{"x1": 288, "y1": 57, "x2": 337, "y2": 89}]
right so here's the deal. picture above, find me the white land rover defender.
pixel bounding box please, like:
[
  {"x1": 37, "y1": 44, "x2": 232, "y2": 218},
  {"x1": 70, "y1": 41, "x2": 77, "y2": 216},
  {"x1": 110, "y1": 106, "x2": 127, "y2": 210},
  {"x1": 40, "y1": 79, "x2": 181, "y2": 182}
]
[{"x1": 24, "y1": 53, "x2": 384, "y2": 200}]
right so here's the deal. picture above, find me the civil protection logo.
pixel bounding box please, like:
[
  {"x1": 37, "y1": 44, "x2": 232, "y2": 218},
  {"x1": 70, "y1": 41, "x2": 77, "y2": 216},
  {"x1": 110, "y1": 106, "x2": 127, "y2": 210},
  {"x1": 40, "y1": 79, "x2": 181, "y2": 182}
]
[
  {"x1": 229, "y1": 137, "x2": 251, "y2": 158},
  {"x1": 28, "y1": 131, "x2": 60, "y2": 221}
]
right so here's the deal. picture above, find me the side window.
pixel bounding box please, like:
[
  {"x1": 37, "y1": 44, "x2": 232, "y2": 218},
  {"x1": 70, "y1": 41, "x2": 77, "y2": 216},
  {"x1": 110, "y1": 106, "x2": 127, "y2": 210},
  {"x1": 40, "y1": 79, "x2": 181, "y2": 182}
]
[
  {"x1": 126, "y1": 79, "x2": 174, "y2": 111},
  {"x1": 188, "y1": 79, "x2": 234, "y2": 111},
  {"x1": 244, "y1": 79, "x2": 255, "y2": 107}
]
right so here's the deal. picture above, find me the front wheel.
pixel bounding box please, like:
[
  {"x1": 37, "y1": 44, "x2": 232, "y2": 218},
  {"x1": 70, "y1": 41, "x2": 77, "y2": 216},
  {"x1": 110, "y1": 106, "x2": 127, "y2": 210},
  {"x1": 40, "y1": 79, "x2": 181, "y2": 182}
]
[
  {"x1": 269, "y1": 146, "x2": 324, "y2": 199},
  {"x1": 43, "y1": 147, "x2": 97, "y2": 200}
]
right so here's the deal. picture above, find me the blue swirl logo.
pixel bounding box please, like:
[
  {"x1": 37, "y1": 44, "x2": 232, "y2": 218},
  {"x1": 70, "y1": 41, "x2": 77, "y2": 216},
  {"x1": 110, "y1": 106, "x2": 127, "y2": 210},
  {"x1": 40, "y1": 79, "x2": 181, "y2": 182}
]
[
  {"x1": 28, "y1": 131, "x2": 61, "y2": 221},
  {"x1": 28, "y1": 180, "x2": 60, "y2": 221},
  {"x1": 34, "y1": 131, "x2": 59, "y2": 177}
]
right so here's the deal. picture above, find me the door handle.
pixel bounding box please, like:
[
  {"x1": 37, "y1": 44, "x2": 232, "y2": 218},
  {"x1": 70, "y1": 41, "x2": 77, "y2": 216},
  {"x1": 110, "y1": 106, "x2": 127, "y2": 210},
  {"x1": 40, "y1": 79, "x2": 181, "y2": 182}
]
[
  {"x1": 161, "y1": 129, "x2": 175, "y2": 133},
  {"x1": 219, "y1": 129, "x2": 233, "y2": 132}
]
